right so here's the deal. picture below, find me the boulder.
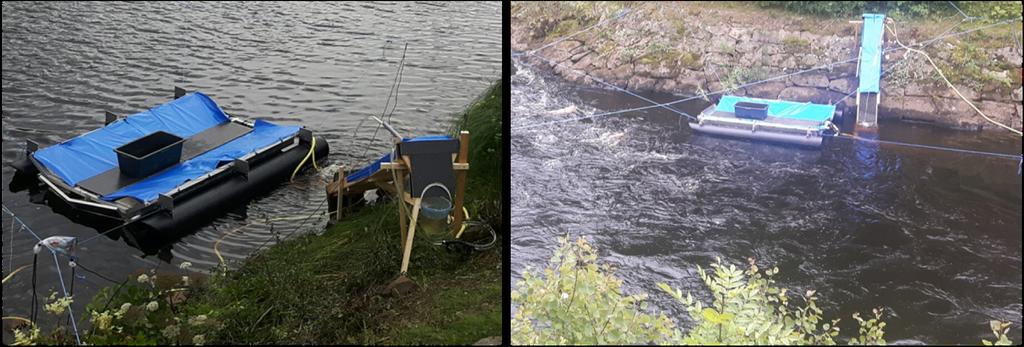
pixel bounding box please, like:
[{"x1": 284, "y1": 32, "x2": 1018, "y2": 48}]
[
  {"x1": 745, "y1": 81, "x2": 788, "y2": 99},
  {"x1": 778, "y1": 86, "x2": 843, "y2": 104},
  {"x1": 789, "y1": 72, "x2": 830, "y2": 88},
  {"x1": 885, "y1": 96, "x2": 938, "y2": 120},
  {"x1": 628, "y1": 76, "x2": 657, "y2": 91},
  {"x1": 612, "y1": 63, "x2": 634, "y2": 82},
  {"x1": 708, "y1": 36, "x2": 737, "y2": 54},
  {"x1": 635, "y1": 63, "x2": 653, "y2": 77},
  {"x1": 799, "y1": 54, "x2": 820, "y2": 68},
  {"x1": 735, "y1": 40, "x2": 760, "y2": 54},
  {"x1": 572, "y1": 53, "x2": 593, "y2": 70},
  {"x1": 655, "y1": 78, "x2": 677, "y2": 93},
  {"x1": 591, "y1": 68, "x2": 613, "y2": 82},
  {"x1": 651, "y1": 64, "x2": 675, "y2": 79},
  {"x1": 978, "y1": 100, "x2": 1018, "y2": 130},
  {"x1": 760, "y1": 44, "x2": 783, "y2": 56},
  {"x1": 675, "y1": 71, "x2": 705, "y2": 92},
  {"x1": 828, "y1": 78, "x2": 855, "y2": 94}
]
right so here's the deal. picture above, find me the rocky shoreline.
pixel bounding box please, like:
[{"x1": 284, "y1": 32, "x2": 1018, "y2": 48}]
[{"x1": 512, "y1": 3, "x2": 1023, "y2": 132}]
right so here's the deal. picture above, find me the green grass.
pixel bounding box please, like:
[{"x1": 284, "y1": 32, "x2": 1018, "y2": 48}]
[{"x1": 178, "y1": 80, "x2": 504, "y2": 345}]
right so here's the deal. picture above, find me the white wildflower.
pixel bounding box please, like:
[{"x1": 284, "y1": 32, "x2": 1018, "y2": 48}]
[
  {"x1": 192, "y1": 334, "x2": 206, "y2": 346},
  {"x1": 189, "y1": 315, "x2": 208, "y2": 327},
  {"x1": 161, "y1": 324, "x2": 180, "y2": 340},
  {"x1": 179, "y1": 262, "x2": 193, "y2": 270},
  {"x1": 91, "y1": 310, "x2": 114, "y2": 331},
  {"x1": 146, "y1": 301, "x2": 160, "y2": 312},
  {"x1": 561, "y1": 292, "x2": 569, "y2": 300},
  {"x1": 137, "y1": 274, "x2": 149, "y2": 284},
  {"x1": 13, "y1": 326, "x2": 41, "y2": 345},
  {"x1": 44, "y1": 296, "x2": 74, "y2": 315},
  {"x1": 115, "y1": 303, "x2": 132, "y2": 318}
]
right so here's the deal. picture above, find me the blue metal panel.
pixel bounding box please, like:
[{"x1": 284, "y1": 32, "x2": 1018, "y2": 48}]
[{"x1": 858, "y1": 13, "x2": 885, "y2": 93}]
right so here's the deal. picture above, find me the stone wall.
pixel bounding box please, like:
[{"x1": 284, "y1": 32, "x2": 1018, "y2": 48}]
[{"x1": 513, "y1": 5, "x2": 1023, "y2": 132}]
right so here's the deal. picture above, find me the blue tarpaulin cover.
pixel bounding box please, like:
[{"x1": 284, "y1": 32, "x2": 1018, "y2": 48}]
[
  {"x1": 858, "y1": 13, "x2": 885, "y2": 93},
  {"x1": 102, "y1": 119, "x2": 299, "y2": 203},
  {"x1": 715, "y1": 95, "x2": 835, "y2": 122},
  {"x1": 345, "y1": 135, "x2": 453, "y2": 183},
  {"x1": 33, "y1": 92, "x2": 229, "y2": 186}
]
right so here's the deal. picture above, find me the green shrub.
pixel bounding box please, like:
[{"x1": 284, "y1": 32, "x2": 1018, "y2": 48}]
[
  {"x1": 723, "y1": 66, "x2": 769, "y2": 90},
  {"x1": 511, "y1": 236, "x2": 679, "y2": 345},
  {"x1": 454, "y1": 80, "x2": 503, "y2": 230},
  {"x1": 512, "y1": 236, "x2": 1018, "y2": 346}
]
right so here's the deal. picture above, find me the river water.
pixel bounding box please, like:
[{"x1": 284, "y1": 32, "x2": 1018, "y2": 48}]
[
  {"x1": 2, "y1": 1, "x2": 500, "y2": 340},
  {"x1": 511, "y1": 59, "x2": 1022, "y2": 344}
]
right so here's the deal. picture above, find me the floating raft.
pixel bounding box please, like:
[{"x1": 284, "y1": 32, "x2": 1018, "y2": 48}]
[
  {"x1": 689, "y1": 95, "x2": 837, "y2": 147},
  {"x1": 13, "y1": 91, "x2": 328, "y2": 236}
]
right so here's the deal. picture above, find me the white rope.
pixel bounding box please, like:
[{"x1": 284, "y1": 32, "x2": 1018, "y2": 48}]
[
  {"x1": 886, "y1": 19, "x2": 1022, "y2": 136},
  {"x1": 51, "y1": 252, "x2": 82, "y2": 345}
]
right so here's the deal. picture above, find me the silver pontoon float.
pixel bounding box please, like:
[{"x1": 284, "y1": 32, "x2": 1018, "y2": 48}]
[{"x1": 689, "y1": 95, "x2": 838, "y2": 147}]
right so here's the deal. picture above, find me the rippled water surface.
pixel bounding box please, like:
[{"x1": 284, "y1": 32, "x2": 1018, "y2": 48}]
[
  {"x1": 2, "y1": 1, "x2": 500, "y2": 339},
  {"x1": 511, "y1": 59, "x2": 1022, "y2": 344}
]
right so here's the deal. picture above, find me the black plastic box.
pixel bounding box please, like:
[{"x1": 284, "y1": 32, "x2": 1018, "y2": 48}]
[
  {"x1": 735, "y1": 102, "x2": 769, "y2": 120},
  {"x1": 115, "y1": 131, "x2": 184, "y2": 178}
]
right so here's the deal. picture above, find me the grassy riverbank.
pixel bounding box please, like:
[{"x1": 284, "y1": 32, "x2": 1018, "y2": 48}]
[{"x1": 183, "y1": 80, "x2": 504, "y2": 345}]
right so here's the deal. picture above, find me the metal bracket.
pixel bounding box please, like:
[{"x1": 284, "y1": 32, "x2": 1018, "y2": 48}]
[
  {"x1": 174, "y1": 86, "x2": 187, "y2": 99},
  {"x1": 233, "y1": 159, "x2": 249, "y2": 180},
  {"x1": 105, "y1": 111, "x2": 119, "y2": 125},
  {"x1": 157, "y1": 194, "x2": 174, "y2": 215},
  {"x1": 26, "y1": 139, "x2": 39, "y2": 155},
  {"x1": 298, "y1": 128, "x2": 313, "y2": 143}
]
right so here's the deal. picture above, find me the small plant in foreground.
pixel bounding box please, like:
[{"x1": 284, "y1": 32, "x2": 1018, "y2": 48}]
[{"x1": 512, "y1": 236, "x2": 1018, "y2": 346}]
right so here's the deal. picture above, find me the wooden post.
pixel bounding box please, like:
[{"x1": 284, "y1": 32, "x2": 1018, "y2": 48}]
[
  {"x1": 335, "y1": 166, "x2": 346, "y2": 222},
  {"x1": 451, "y1": 131, "x2": 470, "y2": 237},
  {"x1": 395, "y1": 165, "x2": 409, "y2": 250},
  {"x1": 400, "y1": 197, "x2": 422, "y2": 275}
]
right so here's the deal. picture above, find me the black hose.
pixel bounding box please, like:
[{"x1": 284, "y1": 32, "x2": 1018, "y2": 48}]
[
  {"x1": 440, "y1": 222, "x2": 497, "y2": 252},
  {"x1": 30, "y1": 253, "x2": 38, "y2": 325},
  {"x1": 66, "y1": 265, "x2": 75, "y2": 326},
  {"x1": 75, "y1": 261, "x2": 120, "y2": 284}
]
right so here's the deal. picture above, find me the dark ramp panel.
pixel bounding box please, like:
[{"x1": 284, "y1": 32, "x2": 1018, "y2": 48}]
[{"x1": 78, "y1": 122, "x2": 252, "y2": 196}]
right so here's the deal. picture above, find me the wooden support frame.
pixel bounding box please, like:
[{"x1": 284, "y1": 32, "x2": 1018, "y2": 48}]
[
  {"x1": 451, "y1": 131, "x2": 470, "y2": 236},
  {"x1": 326, "y1": 132, "x2": 471, "y2": 278}
]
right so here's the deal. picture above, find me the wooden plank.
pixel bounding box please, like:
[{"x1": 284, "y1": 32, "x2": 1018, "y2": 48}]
[
  {"x1": 395, "y1": 167, "x2": 409, "y2": 249},
  {"x1": 382, "y1": 162, "x2": 467, "y2": 170},
  {"x1": 451, "y1": 131, "x2": 469, "y2": 236},
  {"x1": 336, "y1": 166, "x2": 345, "y2": 222},
  {"x1": 400, "y1": 197, "x2": 422, "y2": 275}
]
